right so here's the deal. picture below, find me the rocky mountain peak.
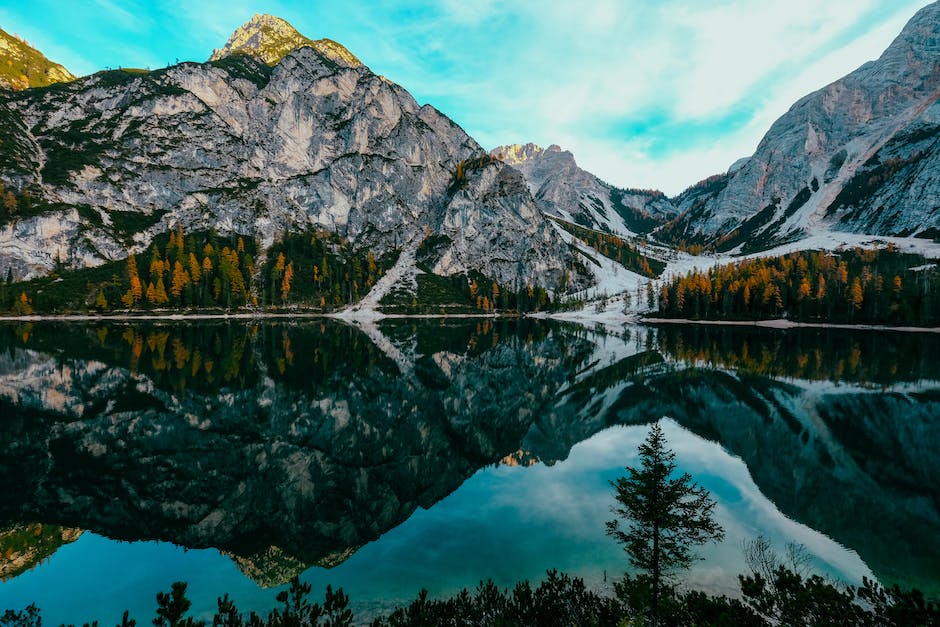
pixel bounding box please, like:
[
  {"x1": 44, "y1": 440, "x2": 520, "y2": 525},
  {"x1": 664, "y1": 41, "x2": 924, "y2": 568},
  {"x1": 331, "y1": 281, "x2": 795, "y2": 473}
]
[
  {"x1": 0, "y1": 27, "x2": 75, "y2": 90},
  {"x1": 209, "y1": 14, "x2": 361, "y2": 68},
  {"x1": 491, "y1": 143, "x2": 547, "y2": 165}
]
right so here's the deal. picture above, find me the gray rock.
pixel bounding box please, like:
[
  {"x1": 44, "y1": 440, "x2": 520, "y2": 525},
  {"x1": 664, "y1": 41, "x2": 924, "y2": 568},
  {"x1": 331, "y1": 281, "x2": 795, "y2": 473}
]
[
  {"x1": 0, "y1": 20, "x2": 577, "y2": 292},
  {"x1": 492, "y1": 142, "x2": 676, "y2": 236},
  {"x1": 662, "y1": 2, "x2": 940, "y2": 251}
]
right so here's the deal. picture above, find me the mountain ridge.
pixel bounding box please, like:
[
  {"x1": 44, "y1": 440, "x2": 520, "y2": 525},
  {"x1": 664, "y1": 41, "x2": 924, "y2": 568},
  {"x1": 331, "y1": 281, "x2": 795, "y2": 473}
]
[
  {"x1": 0, "y1": 27, "x2": 74, "y2": 90},
  {"x1": 209, "y1": 14, "x2": 362, "y2": 68},
  {"x1": 659, "y1": 1, "x2": 940, "y2": 251},
  {"x1": 0, "y1": 20, "x2": 578, "y2": 296}
]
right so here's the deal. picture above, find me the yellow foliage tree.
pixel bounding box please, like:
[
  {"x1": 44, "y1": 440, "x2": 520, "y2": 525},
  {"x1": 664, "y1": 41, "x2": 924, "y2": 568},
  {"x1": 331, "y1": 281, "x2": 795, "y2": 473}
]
[
  {"x1": 281, "y1": 261, "x2": 294, "y2": 303},
  {"x1": 153, "y1": 277, "x2": 170, "y2": 305},
  {"x1": 127, "y1": 254, "x2": 143, "y2": 303},
  {"x1": 189, "y1": 252, "x2": 201, "y2": 283},
  {"x1": 95, "y1": 289, "x2": 108, "y2": 310},
  {"x1": 171, "y1": 261, "x2": 190, "y2": 299}
]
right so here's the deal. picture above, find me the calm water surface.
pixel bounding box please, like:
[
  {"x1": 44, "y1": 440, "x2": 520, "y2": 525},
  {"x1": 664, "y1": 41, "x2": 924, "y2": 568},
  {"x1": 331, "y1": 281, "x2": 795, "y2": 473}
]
[{"x1": 0, "y1": 319, "x2": 937, "y2": 623}]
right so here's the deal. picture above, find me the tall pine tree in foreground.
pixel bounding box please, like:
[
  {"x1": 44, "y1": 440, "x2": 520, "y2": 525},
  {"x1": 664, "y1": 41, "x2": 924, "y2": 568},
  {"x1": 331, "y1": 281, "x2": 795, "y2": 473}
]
[{"x1": 608, "y1": 421, "x2": 725, "y2": 626}]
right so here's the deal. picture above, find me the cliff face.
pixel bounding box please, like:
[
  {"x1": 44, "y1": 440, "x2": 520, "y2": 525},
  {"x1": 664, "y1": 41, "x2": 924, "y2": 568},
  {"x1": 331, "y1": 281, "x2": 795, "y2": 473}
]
[
  {"x1": 663, "y1": 2, "x2": 940, "y2": 251},
  {"x1": 492, "y1": 143, "x2": 676, "y2": 236},
  {"x1": 0, "y1": 17, "x2": 575, "y2": 291}
]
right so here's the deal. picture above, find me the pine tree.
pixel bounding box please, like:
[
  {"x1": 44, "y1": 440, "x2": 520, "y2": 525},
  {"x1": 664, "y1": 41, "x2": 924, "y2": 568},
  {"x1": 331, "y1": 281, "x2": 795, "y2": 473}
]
[
  {"x1": 607, "y1": 422, "x2": 724, "y2": 626},
  {"x1": 94, "y1": 289, "x2": 108, "y2": 310},
  {"x1": 154, "y1": 276, "x2": 170, "y2": 305},
  {"x1": 188, "y1": 252, "x2": 201, "y2": 284}
]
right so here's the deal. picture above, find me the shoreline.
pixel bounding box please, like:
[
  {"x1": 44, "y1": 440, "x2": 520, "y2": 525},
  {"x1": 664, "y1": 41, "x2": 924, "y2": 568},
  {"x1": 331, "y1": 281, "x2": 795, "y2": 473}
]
[
  {"x1": 2, "y1": 311, "x2": 939, "y2": 333},
  {"x1": 0, "y1": 311, "x2": 522, "y2": 323},
  {"x1": 641, "y1": 316, "x2": 940, "y2": 334}
]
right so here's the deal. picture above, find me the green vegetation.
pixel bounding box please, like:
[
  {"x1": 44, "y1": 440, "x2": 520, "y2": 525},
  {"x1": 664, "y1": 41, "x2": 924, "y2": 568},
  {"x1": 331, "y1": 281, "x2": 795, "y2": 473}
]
[
  {"x1": 550, "y1": 216, "x2": 665, "y2": 278},
  {"x1": 380, "y1": 269, "x2": 557, "y2": 314},
  {"x1": 608, "y1": 423, "x2": 724, "y2": 625},
  {"x1": 1, "y1": 226, "x2": 568, "y2": 315},
  {"x1": 0, "y1": 524, "x2": 79, "y2": 582},
  {"x1": 261, "y1": 231, "x2": 397, "y2": 308},
  {"x1": 0, "y1": 28, "x2": 74, "y2": 90},
  {"x1": 609, "y1": 187, "x2": 664, "y2": 234},
  {"x1": 2, "y1": 227, "x2": 257, "y2": 313},
  {"x1": 5, "y1": 423, "x2": 937, "y2": 625},
  {"x1": 656, "y1": 247, "x2": 940, "y2": 326},
  {"x1": 4, "y1": 567, "x2": 935, "y2": 626},
  {"x1": 208, "y1": 55, "x2": 273, "y2": 89}
]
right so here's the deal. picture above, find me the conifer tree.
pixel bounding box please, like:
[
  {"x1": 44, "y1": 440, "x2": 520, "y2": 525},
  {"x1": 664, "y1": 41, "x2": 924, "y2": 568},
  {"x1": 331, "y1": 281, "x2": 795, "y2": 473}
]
[{"x1": 608, "y1": 422, "x2": 724, "y2": 626}]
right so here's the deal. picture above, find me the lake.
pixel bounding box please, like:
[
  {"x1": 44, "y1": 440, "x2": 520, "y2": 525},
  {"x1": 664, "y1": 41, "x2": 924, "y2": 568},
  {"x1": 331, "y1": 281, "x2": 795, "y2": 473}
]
[{"x1": 0, "y1": 318, "x2": 937, "y2": 624}]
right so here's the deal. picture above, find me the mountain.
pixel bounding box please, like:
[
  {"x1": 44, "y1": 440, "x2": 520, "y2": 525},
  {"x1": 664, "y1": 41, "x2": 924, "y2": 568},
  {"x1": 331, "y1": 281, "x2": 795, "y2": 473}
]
[
  {"x1": 0, "y1": 27, "x2": 74, "y2": 91},
  {"x1": 209, "y1": 14, "x2": 361, "y2": 67},
  {"x1": 659, "y1": 2, "x2": 940, "y2": 252},
  {"x1": 0, "y1": 15, "x2": 576, "y2": 294},
  {"x1": 492, "y1": 143, "x2": 677, "y2": 236}
]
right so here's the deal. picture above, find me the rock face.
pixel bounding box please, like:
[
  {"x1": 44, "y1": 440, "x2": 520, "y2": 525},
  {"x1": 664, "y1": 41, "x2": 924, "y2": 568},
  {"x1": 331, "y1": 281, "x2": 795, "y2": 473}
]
[
  {"x1": 662, "y1": 2, "x2": 940, "y2": 251},
  {"x1": 0, "y1": 16, "x2": 575, "y2": 291},
  {"x1": 0, "y1": 28, "x2": 74, "y2": 91},
  {"x1": 492, "y1": 143, "x2": 676, "y2": 236},
  {"x1": 209, "y1": 14, "x2": 361, "y2": 67}
]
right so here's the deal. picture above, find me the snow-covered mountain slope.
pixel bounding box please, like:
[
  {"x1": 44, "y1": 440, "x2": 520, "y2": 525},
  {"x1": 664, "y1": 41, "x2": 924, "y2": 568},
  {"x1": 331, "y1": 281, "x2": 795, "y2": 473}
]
[
  {"x1": 492, "y1": 143, "x2": 677, "y2": 236},
  {"x1": 660, "y1": 1, "x2": 940, "y2": 252},
  {"x1": 0, "y1": 16, "x2": 576, "y2": 291}
]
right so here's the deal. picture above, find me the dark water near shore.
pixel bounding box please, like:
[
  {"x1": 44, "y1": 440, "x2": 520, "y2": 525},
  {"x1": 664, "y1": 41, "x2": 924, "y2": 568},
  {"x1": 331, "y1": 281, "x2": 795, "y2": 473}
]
[{"x1": 0, "y1": 319, "x2": 937, "y2": 623}]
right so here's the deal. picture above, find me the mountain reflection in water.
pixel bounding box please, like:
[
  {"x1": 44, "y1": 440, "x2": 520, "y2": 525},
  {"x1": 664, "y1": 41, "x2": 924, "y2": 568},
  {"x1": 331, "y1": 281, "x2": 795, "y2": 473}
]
[{"x1": 0, "y1": 319, "x2": 937, "y2": 620}]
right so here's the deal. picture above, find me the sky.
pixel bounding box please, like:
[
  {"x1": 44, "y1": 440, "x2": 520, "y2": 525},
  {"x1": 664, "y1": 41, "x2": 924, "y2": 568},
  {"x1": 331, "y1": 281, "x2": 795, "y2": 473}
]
[{"x1": 0, "y1": 0, "x2": 933, "y2": 195}]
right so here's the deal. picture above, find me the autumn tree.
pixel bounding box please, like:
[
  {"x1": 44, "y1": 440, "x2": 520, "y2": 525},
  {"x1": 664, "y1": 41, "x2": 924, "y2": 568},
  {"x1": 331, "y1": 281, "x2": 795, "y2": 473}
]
[
  {"x1": 607, "y1": 422, "x2": 724, "y2": 626},
  {"x1": 281, "y1": 261, "x2": 294, "y2": 303},
  {"x1": 171, "y1": 260, "x2": 190, "y2": 301},
  {"x1": 127, "y1": 254, "x2": 143, "y2": 303},
  {"x1": 3, "y1": 191, "x2": 17, "y2": 215},
  {"x1": 153, "y1": 276, "x2": 170, "y2": 305},
  {"x1": 94, "y1": 289, "x2": 108, "y2": 310}
]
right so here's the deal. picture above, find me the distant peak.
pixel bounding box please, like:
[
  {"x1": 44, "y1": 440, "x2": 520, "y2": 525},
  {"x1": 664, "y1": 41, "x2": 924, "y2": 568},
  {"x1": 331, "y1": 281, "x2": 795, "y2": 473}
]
[
  {"x1": 209, "y1": 14, "x2": 361, "y2": 68},
  {"x1": 0, "y1": 27, "x2": 75, "y2": 90},
  {"x1": 491, "y1": 142, "x2": 568, "y2": 165},
  {"x1": 490, "y1": 143, "x2": 545, "y2": 164}
]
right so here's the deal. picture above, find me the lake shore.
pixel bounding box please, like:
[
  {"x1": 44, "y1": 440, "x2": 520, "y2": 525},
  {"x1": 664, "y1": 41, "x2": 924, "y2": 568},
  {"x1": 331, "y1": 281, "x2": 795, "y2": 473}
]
[
  {"x1": 641, "y1": 316, "x2": 940, "y2": 333},
  {"x1": 3, "y1": 311, "x2": 940, "y2": 334},
  {"x1": 0, "y1": 310, "x2": 518, "y2": 322}
]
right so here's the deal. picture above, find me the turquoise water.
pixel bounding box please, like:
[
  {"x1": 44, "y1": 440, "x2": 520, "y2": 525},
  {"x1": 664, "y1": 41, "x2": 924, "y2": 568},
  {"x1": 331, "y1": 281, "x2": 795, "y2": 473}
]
[
  {"x1": 0, "y1": 320, "x2": 937, "y2": 622},
  {"x1": 0, "y1": 425, "x2": 873, "y2": 623}
]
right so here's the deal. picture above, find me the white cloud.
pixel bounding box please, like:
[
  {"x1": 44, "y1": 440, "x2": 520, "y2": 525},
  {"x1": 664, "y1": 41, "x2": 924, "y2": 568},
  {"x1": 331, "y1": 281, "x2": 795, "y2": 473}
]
[
  {"x1": 414, "y1": 0, "x2": 933, "y2": 195},
  {"x1": 1, "y1": 0, "x2": 931, "y2": 195}
]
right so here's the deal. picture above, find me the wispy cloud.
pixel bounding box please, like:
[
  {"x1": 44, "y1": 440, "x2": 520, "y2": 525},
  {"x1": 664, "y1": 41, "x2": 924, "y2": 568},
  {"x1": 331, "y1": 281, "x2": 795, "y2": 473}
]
[{"x1": 0, "y1": 0, "x2": 932, "y2": 194}]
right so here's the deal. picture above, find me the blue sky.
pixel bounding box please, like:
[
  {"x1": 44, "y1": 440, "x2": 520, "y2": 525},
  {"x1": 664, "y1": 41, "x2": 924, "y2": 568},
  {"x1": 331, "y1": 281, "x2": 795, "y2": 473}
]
[{"x1": 0, "y1": 0, "x2": 932, "y2": 194}]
